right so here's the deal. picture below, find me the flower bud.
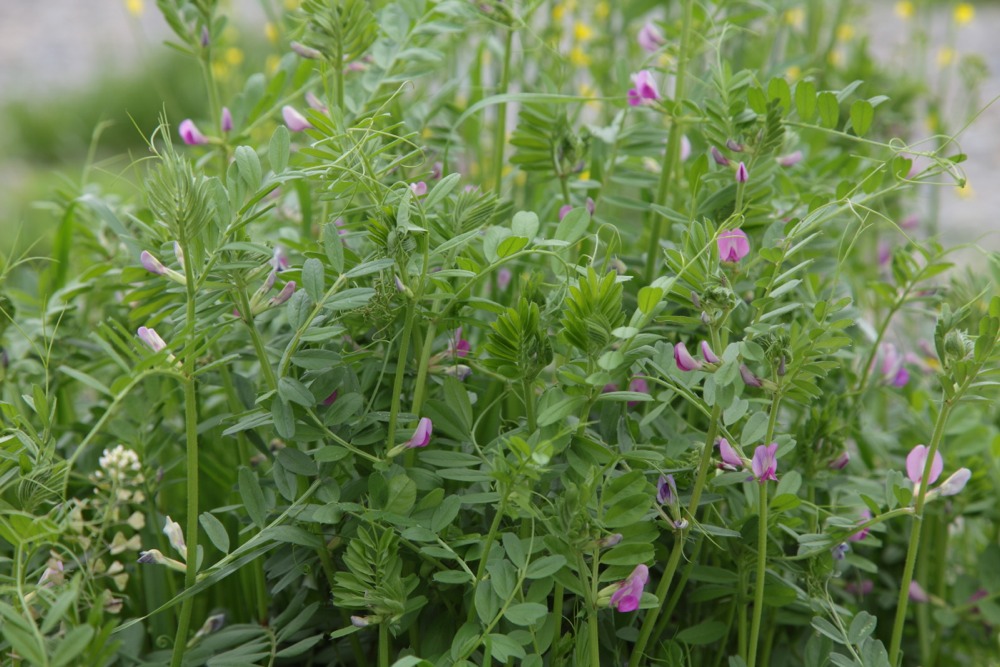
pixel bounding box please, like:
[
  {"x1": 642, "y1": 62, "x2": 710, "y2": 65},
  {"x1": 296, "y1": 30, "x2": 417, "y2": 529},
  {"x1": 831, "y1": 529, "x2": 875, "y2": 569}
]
[
  {"x1": 778, "y1": 150, "x2": 803, "y2": 167},
  {"x1": 220, "y1": 107, "x2": 233, "y2": 133},
  {"x1": 740, "y1": 364, "x2": 763, "y2": 388},
  {"x1": 179, "y1": 119, "x2": 209, "y2": 146},
  {"x1": 700, "y1": 341, "x2": 720, "y2": 364},
  {"x1": 141, "y1": 250, "x2": 168, "y2": 276},
  {"x1": 726, "y1": 139, "x2": 744, "y2": 152},
  {"x1": 637, "y1": 21, "x2": 665, "y2": 52},
  {"x1": 711, "y1": 146, "x2": 730, "y2": 166},
  {"x1": 137, "y1": 326, "x2": 167, "y2": 353},
  {"x1": 736, "y1": 161, "x2": 749, "y2": 183},
  {"x1": 829, "y1": 451, "x2": 850, "y2": 470},
  {"x1": 291, "y1": 41, "x2": 322, "y2": 59},
  {"x1": 282, "y1": 105, "x2": 312, "y2": 132},
  {"x1": 269, "y1": 281, "x2": 296, "y2": 307}
]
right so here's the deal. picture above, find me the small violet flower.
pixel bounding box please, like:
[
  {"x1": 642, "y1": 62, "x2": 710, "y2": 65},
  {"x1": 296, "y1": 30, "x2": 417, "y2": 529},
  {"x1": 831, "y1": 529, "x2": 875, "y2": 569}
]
[
  {"x1": 878, "y1": 343, "x2": 909, "y2": 387},
  {"x1": 140, "y1": 250, "x2": 168, "y2": 276},
  {"x1": 778, "y1": 150, "x2": 803, "y2": 167},
  {"x1": 305, "y1": 91, "x2": 328, "y2": 113},
  {"x1": 656, "y1": 474, "x2": 677, "y2": 505},
  {"x1": 451, "y1": 327, "x2": 470, "y2": 358},
  {"x1": 221, "y1": 107, "x2": 233, "y2": 133},
  {"x1": 831, "y1": 543, "x2": 849, "y2": 560},
  {"x1": 829, "y1": 451, "x2": 850, "y2": 470},
  {"x1": 323, "y1": 391, "x2": 338, "y2": 407},
  {"x1": 700, "y1": 341, "x2": 719, "y2": 364},
  {"x1": 674, "y1": 342, "x2": 702, "y2": 372},
  {"x1": 179, "y1": 119, "x2": 208, "y2": 146},
  {"x1": 906, "y1": 444, "x2": 943, "y2": 487},
  {"x1": 558, "y1": 204, "x2": 573, "y2": 221},
  {"x1": 937, "y1": 467, "x2": 971, "y2": 497},
  {"x1": 711, "y1": 146, "x2": 730, "y2": 166},
  {"x1": 290, "y1": 41, "x2": 322, "y2": 60},
  {"x1": 909, "y1": 581, "x2": 930, "y2": 603},
  {"x1": 638, "y1": 21, "x2": 665, "y2": 52},
  {"x1": 848, "y1": 509, "x2": 871, "y2": 542},
  {"x1": 269, "y1": 281, "x2": 296, "y2": 307},
  {"x1": 137, "y1": 326, "x2": 167, "y2": 353},
  {"x1": 735, "y1": 161, "x2": 749, "y2": 183},
  {"x1": 497, "y1": 267, "x2": 512, "y2": 291},
  {"x1": 740, "y1": 364, "x2": 763, "y2": 388},
  {"x1": 282, "y1": 105, "x2": 311, "y2": 132},
  {"x1": 610, "y1": 564, "x2": 649, "y2": 612},
  {"x1": 718, "y1": 438, "x2": 743, "y2": 471},
  {"x1": 627, "y1": 70, "x2": 660, "y2": 107},
  {"x1": 407, "y1": 417, "x2": 432, "y2": 448},
  {"x1": 410, "y1": 181, "x2": 428, "y2": 196},
  {"x1": 717, "y1": 229, "x2": 750, "y2": 263},
  {"x1": 751, "y1": 443, "x2": 778, "y2": 482},
  {"x1": 627, "y1": 377, "x2": 649, "y2": 407}
]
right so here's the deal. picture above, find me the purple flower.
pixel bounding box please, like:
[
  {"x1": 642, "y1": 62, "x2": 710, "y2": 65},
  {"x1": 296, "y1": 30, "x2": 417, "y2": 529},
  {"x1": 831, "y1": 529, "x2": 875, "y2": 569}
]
[
  {"x1": 290, "y1": 41, "x2": 322, "y2": 59},
  {"x1": 602, "y1": 383, "x2": 619, "y2": 393},
  {"x1": 878, "y1": 343, "x2": 909, "y2": 387},
  {"x1": 586, "y1": 197, "x2": 596, "y2": 215},
  {"x1": 599, "y1": 533, "x2": 623, "y2": 548},
  {"x1": 848, "y1": 509, "x2": 871, "y2": 542},
  {"x1": 829, "y1": 451, "x2": 850, "y2": 470},
  {"x1": 200, "y1": 26, "x2": 210, "y2": 48},
  {"x1": 700, "y1": 341, "x2": 719, "y2": 364},
  {"x1": 497, "y1": 268, "x2": 512, "y2": 291},
  {"x1": 831, "y1": 543, "x2": 849, "y2": 560},
  {"x1": 906, "y1": 444, "x2": 943, "y2": 486},
  {"x1": 451, "y1": 327, "x2": 470, "y2": 358},
  {"x1": 901, "y1": 214, "x2": 919, "y2": 230},
  {"x1": 878, "y1": 241, "x2": 892, "y2": 268},
  {"x1": 909, "y1": 581, "x2": 929, "y2": 603},
  {"x1": 627, "y1": 70, "x2": 660, "y2": 107},
  {"x1": 711, "y1": 146, "x2": 730, "y2": 166},
  {"x1": 740, "y1": 364, "x2": 763, "y2": 388},
  {"x1": 410, "y1": 181, "x2": 428, "y2": 196},
  {"x1": 282, "y1": 105, "x2": 312, "y2": 132},
  {"x1": 673, "y1": 342, "x2": 702, "y2": 372},
  {"x1": 777, "y1": 151, "x2": 803, "y2": 167},
  {"x1": 846, "y1": 579, "x2": 874, "y2": 597},
  {"x1": 558, "y1": 204, "x2": 573, "y2": 220},
  {"x1": 751, "y1": 443, "x2": 778, "y2": 482},
  {"x1": 137, "y1": 326, "x2": 167, "y2": 353},
  {"x1": 627, "y1": 378, "x2": 649, "y2": 407},
  {"x1": 717, "y1": 229, "x2": 750, "y2": 263},
  {"x1": 179, "y1": 119, "x2": 208, "y2": 145},
  {"x1": 221, "y1": 107, "x2": 233, "y2": 133},
  {"x1": 406, "y1": 417, "x2": 432, "y2": 448},
  {"x1": 938, "y1": 468, "x2": 971, "y2": 496},
  {"x1": 735, "y1": 161, "x2": 749, "y2": 183},
  {"x1": 657, "y1": 474, "x2": 677, "y2": 505},
  {"x1": 726, "y1": 139, "x2": 744, "y2": 152},
  {"x1": 638, "y1": 21, "x2": 665, "y2": 52},
  {"x1": 269, "y1": 281, "x2": 296, "y2": 306},
  {"x1": 140, "y1": 250, "x2": 168, "y2": 276},
  {"x1": 610, "y1": 564, "x2": 649, "y2": 612},
  {"x1": 271, "y1": 247, "x2": 289, "y2": 272},
  {"x1": 305, "y1": 91, "x2": 328, "y2": 114},
  {"x1": 718, "y1": 438, "x2": 743, "y2": 471},
  {"x1": 323, "y1": 391, "x2": 338, "y2": 407}
]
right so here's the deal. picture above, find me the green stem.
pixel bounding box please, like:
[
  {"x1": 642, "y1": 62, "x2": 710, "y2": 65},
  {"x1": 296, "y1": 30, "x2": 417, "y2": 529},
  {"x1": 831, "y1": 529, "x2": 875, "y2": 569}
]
[
  {"x1": 887, "y1": 399, "x2": 954, "y2": 664},
  {"x1": 522, "y1": 377, "x2": 536, "y2": 433},
  {"x1": 334, "y1": 39, "x2": 344, "y2": 112},
  {"x1": 550, "y1": 583, "x2": 564, "y2": 657},
  {"x1": 378, "y1": 622, "x2": 389, "y2": 667},
  {"x1": 588, "y1": 549, "x2": 601, "y2": 666},
  {"x1": 746, "y1": 481, "x2": 769, "y2": 667},
  {"x1": 643, "y1": 0, "x2": 695, "y2": 284},
  {"x1": 492, "y1": 28, "x2": 514, "y2": 194},
  {"x1": 467, "y1": 495, "x2": 507, "y2": 623},
  {"x1": 386, "y1": 301, "x2": 416, "y2": 452}
]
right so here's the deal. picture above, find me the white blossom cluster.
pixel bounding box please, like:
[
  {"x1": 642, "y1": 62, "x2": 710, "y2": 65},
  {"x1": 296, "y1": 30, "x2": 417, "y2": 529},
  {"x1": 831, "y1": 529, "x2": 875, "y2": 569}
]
[{"x1": 95, "y1": 445, "x2": 143, "y2": 485}]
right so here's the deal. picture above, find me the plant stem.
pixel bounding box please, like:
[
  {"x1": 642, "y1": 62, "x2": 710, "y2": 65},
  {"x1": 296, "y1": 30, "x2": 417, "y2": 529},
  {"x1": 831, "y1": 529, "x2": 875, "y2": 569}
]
[
  {"x1": 643, "y1": 0, "x2": 695, "y2": 284},
  {"x1": 467, "y1": 495, "x2": 507, "y2": 623},
  {"x1": 588, "y1": 549, "x2": 601, "y2": 666},
  {"x1": 550, "y1": 583, "x2": 564, "y2": 656},
  {"x1": 378, "y1": 622, "x2": 390, "y2": 667},
  {"x1": 386, "y1": 301, "x2": 416, "y2": 453},
  {"x1": 522, "y1": 377, "x2": 536, "y2": 433},
  {"x1": 492, "y1": 28, "x2": 514, "y2": 194},
  {"x1": 746, "y1": 481, "x2": 769, "y2": 667},
  {"x1": 887, "y1": 399, "x2": 953, "y2": 664}
]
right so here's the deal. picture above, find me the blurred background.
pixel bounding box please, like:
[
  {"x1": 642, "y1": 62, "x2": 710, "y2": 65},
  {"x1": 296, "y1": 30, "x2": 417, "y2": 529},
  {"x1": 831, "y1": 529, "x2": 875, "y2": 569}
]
[{"x1": 0, "y1": 0, "x2": 997, "y2": 260}]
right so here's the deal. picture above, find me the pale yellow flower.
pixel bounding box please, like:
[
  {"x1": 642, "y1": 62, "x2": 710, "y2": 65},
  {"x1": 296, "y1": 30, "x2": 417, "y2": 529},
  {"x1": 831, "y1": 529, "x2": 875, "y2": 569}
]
[
  {"x1": 954, "y1": 3, "x2": 974, "y2": 25},
  {"x1": 265, "y1": 54, "x2": 282, "y2": 74},
  {"x1": 786, "y1": 65, "x2": 802, "y2": 81},
  {"x1": 827, "y1": 50, "x2": 843, "y2": 66},
  {"x1": 895, "y1": 1, "x2": 914, "y2": 19},
  {"x1": 225, "y1": 47, "x2": 245, "y2": 66},
  {"x1": 937, "y1": 47, "x2": 955, "y2": 67},
  {"x1": 574, "y1": 22, "x2": 594, "y2": 41},
  {"x1": 570, "y1": 45, "x2": 591, "y2": 67},
  {"x1": 784, "y1": 8, "x2": 805, "y2": 28},
  {"x1": 956, "y1": 181, "x2": 974, "y2": 198},
  {"x1": 836, "y1": 24, "x2": 855, "y2": 42},
  {"x1": 125, "y1": 0, "x2": 143, "y2": 16},
  {"x1": 264, "y1": 22, "x2": 279, "y2": 44},
  {"x1": 595, "y1": 1, "x2": 610, "y2": 20}
]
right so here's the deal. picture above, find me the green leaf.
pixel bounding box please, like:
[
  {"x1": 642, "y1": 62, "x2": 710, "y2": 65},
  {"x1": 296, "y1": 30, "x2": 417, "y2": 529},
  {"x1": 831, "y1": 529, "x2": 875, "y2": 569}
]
[
  {"x1": 554, "y1": 208, "x2": 590, "y2": 244},
  {"x1": 817, "y1": 92, "x2": 839, "y2": 129},
  {"x1": 676, "y1": 620, "x2": 727, "y2": 645},
  {"x1": 302, "y1": 257, "x2": 325, "y2": 302},
  {"x1": 526, "y1": 555, "x2": 566, "y2": 579},
  {"x1": 498, "y1": 236, "x2": 529, "y2": 258},
  {"x1": 51, "y1": 625, "x2": 95, "y2": 667},
  {"x1": 239, "y1": 466, "x2": 268, "y2": 528},
  {"x1": 504, "y1": 602, "x2": 548, "y2": 626},
  {"x1": 638, "y1": 286, "x2": 663, "y2": 315},
  {"x1": 512, "y1": 210, "x2": 540, "y2": 239},
  {"x1": 741, "y1": 412, "x2": 770, "y2": 445},
  {"x1": 234, "y1": 145, "x2": 262, "y2": 188},
  {"x1": 811, "y1": 616, "x2": 846, "y2": 644},
  {"x1": 384, "y1": 475, "x2": 417, "y2": 515},
  {"x1": 767, "y1": 77, "x2": 791, "y2": 113},
  {"x1": 200, "y1": 512, "x2": 231, "y2": 554},
  {"x1": 795, "y1": 80, "x2": 817, "y2": 121},
  {"x1": 324, "y1": 224, "x2": 345, "y2": 273},
  {"x1": 269, "y1": 125, "x2": 290, "y2": 173},
  {"x1": 270, "y1": 396, "x2": 296, "y2": 438},
  {"x1": 848, "y1": 611, "x2": 877, "y2": 644},
  {"x1": 431, "y1": 495, "x2": 462, "y2": 532},
  {"x1": 278, "y1": 376, "x2": 315, "y2": 407},
  {"x1": 489, "y1": 633, "x2": 527, "y2": 662},
  {"x1": 502, "y1": 533, "x2": 526, "y2": 568},
  {"x1": 849, "y1": 99, "x2": 874, "y2": 137}
]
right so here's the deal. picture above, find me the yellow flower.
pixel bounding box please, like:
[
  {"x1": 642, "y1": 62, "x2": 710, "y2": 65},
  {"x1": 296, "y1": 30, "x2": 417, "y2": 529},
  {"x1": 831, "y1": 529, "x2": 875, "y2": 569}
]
[
  {"x1": 836, "y1": 24, "x2": 855, "y2": 42},
  {"x1": 265, "y1": 54, "x2": 282, "y2": 74},
  {"x1": 595, "y1": 1, "x2": 610, "y2": 20},
  {"x1": 936, "y1": 47, "x2": 955, "y2": 67},
  {"x1": 956, "y1": 181, "x2": 974, "y2": 199},
  {"x1": 422, "y1": 127, "x2": 433, "y2": 139},
  {"x1": 954, "y1": 3, "x2": 974, "y2": 25},
  {"x1": 225, "y1": 47, "x2": 245, "y2": 66},
  {"x1": 785, "y1": 65, "x2": 802, "y2": 81},
  {"x1": 574, "y1": 22, "x2": 594, "y2": 41},
  {"x1": 125, "y1": 0, "x2": 143, "y2": 16},
  {"x1": 827, "y1": 49, "x2": 843, "y2": 66},
  {"x1": 212, "y1": 61, "x2": 231, "y2": 80},
  {"x1": 925, "y1": 112, "x2": 939, "y2": 132},
  {"x1": 515, "y1": 170, "x2": 527, "y2": 186},
  {"x1": 579, "y1": 170, "x2": 590, "y2": 181},
  {"x1": 895, "y1": 1, "x2": 914, "y2": 19},
  {"x1": 784, "y1": 8, "x2": 805, "y2": 28},
  {"x1": 264, "y1": 22, "x2": 279, "y2": 44},
  {"x1": 284, "y1": 0, "x2": 301, "y2": 9},
  {"x1": 570, "y1": 46, "x2": 591, "y2": 67}
]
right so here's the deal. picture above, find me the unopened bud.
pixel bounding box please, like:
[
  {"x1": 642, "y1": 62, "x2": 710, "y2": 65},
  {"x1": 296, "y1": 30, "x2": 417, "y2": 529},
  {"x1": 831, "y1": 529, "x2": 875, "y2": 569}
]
[
  {"x1": 740, "y1": 364, "x2": 763, "y2": 388},
  {"x1": 291, "y1": 41, "x2": 322, "y2": 59}
]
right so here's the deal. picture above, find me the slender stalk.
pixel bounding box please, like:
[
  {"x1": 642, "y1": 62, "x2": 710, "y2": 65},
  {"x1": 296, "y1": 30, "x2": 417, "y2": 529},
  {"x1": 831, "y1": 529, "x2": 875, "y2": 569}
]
[
  {"x1": 492, "y1": 28, "x2": 514, "y2": 194},
  {"x1": 378, "y1": 622, "x2": 390, "y2": 667},
  {"x1": 334, "y1": 38, "x2": 345, "y2": 112},
  {"x1": 550, "y1": 583, "x2": 564, "y2": 657},
  {"x1": 588, "y1": 549, "x2": 601, "y2": 666},
  {"x1": 643, "y1": 0, "x2": 695, "y2": 284},
  {"x1": 887, "y1": 400, "x2": 954, "y2": 664},
  {"x1": 386, "y1": 302, "x2": 417, "y2": 452},
  {"x1": 522, "y1": 377, "x2": 536, "y2": 433},
  {"x1": 746, "y1": 482, "x2": 769, "y2": 667},
  {"x1": 467, "y1": 495, "x2": 508, "y2": 623}
]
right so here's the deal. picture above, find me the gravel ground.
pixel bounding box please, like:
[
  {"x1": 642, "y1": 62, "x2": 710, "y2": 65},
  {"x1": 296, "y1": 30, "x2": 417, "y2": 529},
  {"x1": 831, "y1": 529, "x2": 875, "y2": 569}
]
[{"x1": 0, "y1": 1, "x2": 997, "y2": 256}]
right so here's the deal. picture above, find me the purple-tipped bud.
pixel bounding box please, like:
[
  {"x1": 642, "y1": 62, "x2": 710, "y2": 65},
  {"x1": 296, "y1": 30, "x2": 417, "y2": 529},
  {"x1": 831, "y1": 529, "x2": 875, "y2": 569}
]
[
  {"x1": 690, "y1": 291, "x2": 701, "y2": 309},
  {"x1": 938, "y1": 468, "x2": 971, "y2": 496},
  {"x1": 674, "y1": 342, "x2": 702, "y2": 372},
  {"x1": 443, "y1": 364, "x2": 472, "y2": 380},
  {"x1": 848, "y1": 510, "x2": 871, "y2": 542},
  {"x1": 778, "y1": 151, "x2": 803, "y2": 167},
  {"x1": 262, "y1": 270, "x2": 277, "y2": 292},
  {"x1": 711, "y1": 146, "x2": 730, "y2": 166},
  {"x1": 627, "y1": 70, "x2": 660, "y2": 107},
  {"x1": 558, "y1": 204, "x2": 573, "y2": 221},
  {"x1": 406, "y1": 417, "x2": 432, "y2": 448},
  {"x1": 637, "y1": 21, "x2": 665, "y2": 52},
  {"x1": 138, "y1": 550, "x2": 164, "y2": 565},
  {"x1": 726, "y1": 139, "x2": 744, "y2": 152},
  {"x1": 610, "y1": 564, "x2": 649, "y2": 612},
  {"x1": 740, "y1": 364, "x2": 763, "y2": 387},
  {"x1": 282, "y1": 106, "x2": 312, "y2": 132},
  {"x1": 777, "y1": 356, "x2": 786, "y2": 376},
  {"x1": 269, "y1": 281, "x2": 296, "y2": 306},
  {"x1": 602, "y1": 383, "x2": 619, "y2": 393},
  {"x1": 586, "y1": 197, "x2": 596, "y2": 216},
  {"x1": 599, "y1": 533, "x2": 623, "y2": 548},
  {"x1": 137, "y1": 326, "x2": 167, "y2": 353},
  {"x1": 140, "y1": 251, "x2": 168, "y2": 276},
  {"x1": 323, "y1": 390, "x2": 338, "y2": 407},
  {"x1": 717, "y1": 228, "x2": 750, "y2": 263},
  {"x1": 221, "y1": 107, "x2": 233, "y2": 132},
  {"x1": 394, "y1": 275, "x2": 406, "y2": 292},
  {"x1": 831, "y1": 543, "x2": 849, "y2": 560},
  {"x1": 657, "y1": 474, "x2": 677, "y2": 505},
  {"x1": 305, "y1": 91, "x2": 328, "y2": 114},
  {"x1": 410, "y1": 181, "x2": 427, "y2": 196},
  {"x1": 909, "y1": 581, "x2": 930, "y2": 603},
  {"x1": 627, "y1": 378, "x2": 649, "y2": 408},
  {"x1": 700, "y1": 341, "x2": 719, "y2": 364},
  {"x1": 736, "y1": 162, "x2": 749, "y2": 183},
  {"x1": 906, "y1": 444, "x2": 943, "y2": 486},
  {"x1": 751, "y1": 443, "x2": 778, "y2": 482},
  {"x1": 291, "y1": 41, "x2": 322, "y2": 59},
  {"x1": 497, "y1": 268, "x2": 512, "y2": 291},
  {"x1": 718, "y1": 438, "x2": 743, "y2": 471},
  {"x1": 179, "y1": 119, "x2": 209, "y2": 145},
  {"x1": 201, "y1": 26, "x2": 211, "y2": 48},
  {"x1": 829, "y1": 451, "x2": 850, "y2": 470},
  {"x1": 451, "y1": 327, "x2": 470, "y2": 358}
]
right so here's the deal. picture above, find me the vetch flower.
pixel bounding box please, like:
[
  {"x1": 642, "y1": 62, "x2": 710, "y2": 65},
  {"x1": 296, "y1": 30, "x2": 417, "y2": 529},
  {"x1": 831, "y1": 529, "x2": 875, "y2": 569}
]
[
  {"x1": 351, "y1": 616, "x2": 370, "y2": 627},
  {"x1": 717, "y1": 229, "x2": 750, "y2": 262},
  {"x1": 451, "y1": 327, "x2": 470, "y2": 358},
  {"x1": 407, "y1": 417, "x2": 432, "y2": 448},
  {"x1": 282, "y1": 105, "x2": 311, "y2": 131},
  {"x1": 271, "y1": 247, "x2": 289, "y2": 272},
  {"x1": 878, "y1": 343, "x2": 909, "y2": 387},
  {"x1": 290, "y1": 41, "x2": 322, "y2": 59},
  {"x1": 221, "y1": 107, "x2": 233, "y2": 132},
  {"x1": 735, "y1": 161, "x2": 749, "y2": 183},
  {"x1": 936, "y1": 468, "x2": 971, "y2": 497},
  {"x1": 140, "y1": 250, "x2": 168, "y2": 276},
  {"x1": 718, "y1": 438, "x2": 743, "y2": 471},
  {"x1": 726, "y1": 139, "x2": 744, "y2": 152},
  {"x1": 674, "y1": 342, "x2": 702, "y2": 371},
  {"x1": 627, "y1": 377, "x2": 649, "y2": 407},
  {"x1": 751, "y1": 443, "x2": 778, "y2": 482},
  {"x1": 831, "y1": 543, "x2": 849, "y2": 560},
  {"x1": 323, "y1": 390, "x2": 338, "y2": 407},
  {"x1": 163, "y1": 516, "x2": 187, "y2": 560},
  {"x1": 906, "y1": 444, "x2": 943, "y2": 486},
  {"x1": 848, "y1": 509, "x2": 872, "y2": 542},
  {"x1": 829, "y1": 451, "x2": 850, "y2": 470},
  {"x1": 777, "y1": 151, "x2": 803, "y2": 167},
  {"x1": 559, "y1": 204, "x2": 573, "y2": 220},
  {"x1": 269, "y1": 281, "x2": 296, "y2": 307},
  {"x1": 700, "y1": 341, "x2": 719, "y2": 364},
  {"x1": 638, "y1": 21, "x2": 665, "y2": 52},
  {"x1": 192, "y1": 613, "x2": 226, "y2": 642},
  {"x1": 598, "y1": 533, "x2": 623, "y2": 548},
  {"x1": 909, "y1": 581, "x2": 929, "y2": 603},
  {"x1": 610, "y1": 564, "x2": 649, "y2": 612},
  {"x1": 627, "y1": 70, "x2": 660, "y2": 106},
  {"x1": 711, "y1": 146, "x2": 730, "y2": 166},
  {"x1": 137, "y1": 327, "x2": 167, "y2": 353},
  {"x1": 179, "y1": 119, "x2": 208, "y2": 145},
  {"x1": 846, "y1": 579, "x2": 874, "y2": 597},
  {"x1": 740, "y1": 364, "x2": 763, "y2": 388},
  {"x1": 497, "y1": 268, "x2": 512, "y2": 291},
  {"x1": 656, "y1": 474, "x2": 677, "y2": 505},
  {"x1": 410, "y1": 181, "x2": 428, "y2": 196}
]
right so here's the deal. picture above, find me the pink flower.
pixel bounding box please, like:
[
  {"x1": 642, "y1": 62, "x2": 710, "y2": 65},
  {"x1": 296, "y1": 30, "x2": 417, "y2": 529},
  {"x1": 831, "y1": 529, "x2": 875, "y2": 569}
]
[
  {"x1": 628, "y1": 377, "x2": 649, "y2": 407},
  {"x1": 602, "y1": 383, "x2": 619, "y2": 393},
  {"x1": 179, "y1": 119, "x2": 208, "y2": 145},
  {"x1": 740, "y1": 364, "x2": 763, "y2": 388},
  {"x1": 221, "y1": 107, "x2": 233, "y2": 133},
  {"x1": 305, "y1": 91, "x2": 328, "y2": 114},
  {"x1": 938, "y1": 468, "x2": 971, "y2": 496},
  {"x1": 906, "y1": 445, "x2": 943, "y2": 486},
  {"x1": 711, "y1": 146, "x2": 730, "y2": 166},
  {"x1": 751, "y1": 443, "x2": 778, "y2": 482},
  {"x1": 627, "y1": 70, "x2": 660, "y2": 106},
  {"x1": 140, "y1": 250, "x2": 168, "y2": 276},
  {"x1": 282, "y1": 105, "x2": 312, "y2": 132},
  {"x1": 137, "y1": 326, "x2": 167, "y2": 353},
  {"x1": 846, "y1": 579, "x2": 874, "y2": 597},
  {"x1": 610, "y1": 564, "x2": 649, "y2": 612},
  {"x1": 673, "y1": 342, "x2": 702, "y2": 371},
  {"x1": 848, "y1": 509, "x2": 871, "y2": 542},
  {"x1": 410, "y1": 181, "x2": 428, "y2": 196},
  {"x1": 909, "y1": 581, "x2": 929, "y2": 603},
  {"x1": 901, "y1": 214, "x2": 919, "y2": 230},
  {"x1": 878, "y1": 343, "x2": 909, "y2": 387},
  {"x1": 717, "y1": 229, "x2": 750, "y2": 263},
  {"x1": 269, "y1": 281, "x2": 296, "y2": 306},
  {"x1": 680, "y1": 135, "x2": 692, "y2": 162},
  {"x1": 735, "y1": 161, "x2": 749, "y2": 183},
  {"x1": 718, "y1": 438, "x2": 743, "y2": 471},
  {"x1": 497, "y1": 268, "x2": 512, "y2": 291},
  {"x1": 700, "y1": 341, "x2": 719, "y2": 364},
  {"x1": 777, "y1": 151, "x2": 803, "y2": 167},
  {"x1": 829, "y1": 451, "x2": 850, "y2": 470},
  {"x1": 271, "y1": 247, "x2": 289, "y2": 272},
  {"x1": 559, "y1": 204, "x2": 573, "y2": 220},
  {"x1": 290, "y1": 41, "x2": 322, "y2": 59},
  {"x1": 657, "y1": 474, "x2": 676, "y2": 505},
  {"x1": 406, "y1": 417, "x2": 432, "y2": 448},
  {"x1": 638, "y1": 21, "x2": 665, "y2": 52},
  {"x1": 451, "y1": 327, "x2": 470, "y2": 358},
  {"x1": 323, "y1": 391, "x2": 338, "y2": 407}
]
